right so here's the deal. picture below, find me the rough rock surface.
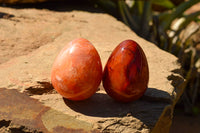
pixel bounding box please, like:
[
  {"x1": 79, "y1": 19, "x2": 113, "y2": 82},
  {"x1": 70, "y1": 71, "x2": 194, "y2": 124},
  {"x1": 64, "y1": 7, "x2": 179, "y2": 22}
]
[
  {"x1": 0, "y1": 6, "x2": 184, "y2": 133},
  {"x1": 0, "y1": 88, "x2": 95, "y2": 133}
]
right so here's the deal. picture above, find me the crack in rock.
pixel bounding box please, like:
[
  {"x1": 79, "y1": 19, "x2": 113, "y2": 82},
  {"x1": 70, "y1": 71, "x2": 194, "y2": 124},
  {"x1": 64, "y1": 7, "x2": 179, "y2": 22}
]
[
  {"x1": 25, "y1": 81, "x2": 56, "y2": 96},
  {"x1": 0, "y1": 119, "x2": 42, "y2": 133},
  {"x1": 0, "y1": 120, "x2": 11, "y2": 128},
  {"x1": 95, "y1": 116, "x2": 149, "y2": 133}
]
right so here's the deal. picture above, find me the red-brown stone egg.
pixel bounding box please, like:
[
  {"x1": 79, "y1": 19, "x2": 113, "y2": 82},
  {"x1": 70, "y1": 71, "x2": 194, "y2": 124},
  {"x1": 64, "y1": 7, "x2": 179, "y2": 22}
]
[
  {"x1": 51, "y1": 38, "x2": 102, "y2": 101},
  {"x1": 103, "y1": 40, "x2": 149, "y2": 102}
]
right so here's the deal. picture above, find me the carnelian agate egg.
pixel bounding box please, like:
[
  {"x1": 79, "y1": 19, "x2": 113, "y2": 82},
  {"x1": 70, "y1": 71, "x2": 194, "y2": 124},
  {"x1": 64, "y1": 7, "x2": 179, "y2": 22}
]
[
  {"x1": 51, "y1": 38, "x2": 102, "y2": 101},
  {"x1": 103, "y1": 40, "x2": 149, "y2": 102}
]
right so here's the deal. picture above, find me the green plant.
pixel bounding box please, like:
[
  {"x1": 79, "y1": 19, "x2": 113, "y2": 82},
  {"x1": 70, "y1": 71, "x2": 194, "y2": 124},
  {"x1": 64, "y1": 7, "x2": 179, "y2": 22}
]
[{"x1": 92, "y1": 0, "x2": 200, "y2": 114}]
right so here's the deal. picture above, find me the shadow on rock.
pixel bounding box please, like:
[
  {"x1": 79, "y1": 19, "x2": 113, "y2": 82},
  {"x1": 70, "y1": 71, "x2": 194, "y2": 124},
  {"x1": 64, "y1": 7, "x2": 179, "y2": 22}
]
[
  {"x1": 2, "y1": 1, "x2": 105, "y2": 13},
  {"x1": 0, "y1": 12, "x2": 14, "y2": 19},
  {"x1": 63, "y1": 92, "x2": 123, "y2": 117},
  {"x1": 167, "y1": 69, "x2": 185, "y2": 103},
  {"x1": 143, "y1": 87, "x2": 172, "y2": 103},
  {"x1": 24, "y1": 81, "x2": 56, "y2": 96},
  {"x1": 63, "y1": 88, "x2": 169, "y2": 128}
]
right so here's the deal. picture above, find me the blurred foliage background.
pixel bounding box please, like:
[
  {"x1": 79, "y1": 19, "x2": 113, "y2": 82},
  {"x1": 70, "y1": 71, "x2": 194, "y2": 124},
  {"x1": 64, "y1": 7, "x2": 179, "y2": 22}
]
[{"x1": 89, "y1": 0, "x2": 200, "y2": 115}]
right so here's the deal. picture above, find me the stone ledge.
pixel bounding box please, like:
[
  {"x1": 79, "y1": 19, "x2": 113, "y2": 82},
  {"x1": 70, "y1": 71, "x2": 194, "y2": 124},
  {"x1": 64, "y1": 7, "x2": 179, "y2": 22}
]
[{"x1": 0, "y1": 7, "x2": 185, "y2": 133}]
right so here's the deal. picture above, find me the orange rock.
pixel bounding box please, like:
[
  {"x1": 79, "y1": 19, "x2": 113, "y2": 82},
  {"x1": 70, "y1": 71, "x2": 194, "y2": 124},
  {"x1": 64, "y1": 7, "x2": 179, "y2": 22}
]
[
  {"x1": 51, "y1": 38, "x2": 102, "y2": 101},
  {"x1": 103, "y1": 40, "x2": 149, "y2": 102}
]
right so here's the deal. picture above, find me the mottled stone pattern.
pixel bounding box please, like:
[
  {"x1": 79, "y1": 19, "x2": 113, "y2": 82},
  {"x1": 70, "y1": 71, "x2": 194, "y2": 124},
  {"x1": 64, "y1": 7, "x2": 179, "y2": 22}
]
[
  {"x1": 0, "y1": 7, "x2": 185, "y2": 133},
  {"x1": 0, "y1": 88, "x2": 95, "y2": 133}
]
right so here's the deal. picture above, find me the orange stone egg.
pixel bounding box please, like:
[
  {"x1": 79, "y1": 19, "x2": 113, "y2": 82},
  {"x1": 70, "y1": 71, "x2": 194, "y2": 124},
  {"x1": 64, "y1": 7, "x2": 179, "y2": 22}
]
[
  {"x1": 103, "y1": 40, "x2": 149, "y2": 102},
  {"x1": 51, "y1": 38, "x2": 102, "y2": 101}
]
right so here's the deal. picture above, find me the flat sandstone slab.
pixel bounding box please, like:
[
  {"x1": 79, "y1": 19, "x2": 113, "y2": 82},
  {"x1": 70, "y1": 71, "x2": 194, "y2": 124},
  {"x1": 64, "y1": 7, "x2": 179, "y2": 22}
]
[
  {"x1": 0, "y1": 7, "x2": 184, "y2": 133},
  {"x1": 0, "y1": 88, "x2": 94, "y2": 133}
]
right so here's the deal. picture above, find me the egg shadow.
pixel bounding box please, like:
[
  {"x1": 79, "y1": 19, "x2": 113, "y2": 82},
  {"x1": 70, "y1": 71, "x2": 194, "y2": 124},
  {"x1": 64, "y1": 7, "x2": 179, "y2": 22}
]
[
  {"x1": 63, "y1": 88, "x2": 170, "y2": 127},
  {"x1": 63, "y1": 92, "x2": 130, "y2": 118}
]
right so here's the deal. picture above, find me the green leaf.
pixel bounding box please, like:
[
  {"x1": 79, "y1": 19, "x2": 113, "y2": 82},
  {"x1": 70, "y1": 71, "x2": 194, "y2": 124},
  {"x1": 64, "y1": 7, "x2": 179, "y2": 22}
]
[
  {"x1": 140, "y1": 1, "x2": 152, "y2": 37},
  {"x1": 96, "y1": 0, "x2": 116, "y2": 9},
  {"x1": 160, "y1": 0, "x2": 200, "y2": 31},
  {"x1": 94, "y1": 0, "x2": 118, "y2": 16},
  {"x1": 118, "y1": 0, "x2": 130, "y2": 27},
  {"x1": 152, "y1": 0, "x2": 175, "y2": 9},
  {"x1": 178, "y1": 11, "x2": 200, "y2": 30},
  {"x1": 121, "y1": 0, "x2": 139, "y2": 31},
  {"x1": 158, "y1": 11, "x2": 171, "y2": 22},
  {"x1": 192, "y1": 106, "x2": 200, "y2": 115}
]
